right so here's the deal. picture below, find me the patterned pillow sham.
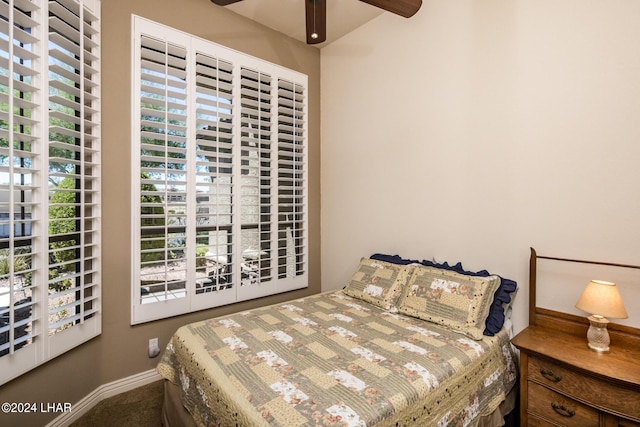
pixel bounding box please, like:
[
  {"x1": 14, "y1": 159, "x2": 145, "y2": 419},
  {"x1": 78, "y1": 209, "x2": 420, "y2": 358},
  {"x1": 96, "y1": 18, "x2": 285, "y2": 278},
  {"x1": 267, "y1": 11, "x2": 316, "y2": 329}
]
[
  {"x1": 397, "y1": 265, "x2": 501, "y2": 339},
  {"x1": 369, "y1": 253, "x2": 518, "y2": 337},
  {"x1": 342, "y1": 258, "x2": 412, "y2": 311}
]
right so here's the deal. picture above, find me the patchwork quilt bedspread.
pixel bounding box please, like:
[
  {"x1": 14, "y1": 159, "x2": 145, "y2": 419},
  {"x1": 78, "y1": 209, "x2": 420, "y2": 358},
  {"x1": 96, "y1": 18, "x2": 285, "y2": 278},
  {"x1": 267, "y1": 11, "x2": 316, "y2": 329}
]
[{"x1": 157, "y1": 291, "x2": 517, "y2": 426}]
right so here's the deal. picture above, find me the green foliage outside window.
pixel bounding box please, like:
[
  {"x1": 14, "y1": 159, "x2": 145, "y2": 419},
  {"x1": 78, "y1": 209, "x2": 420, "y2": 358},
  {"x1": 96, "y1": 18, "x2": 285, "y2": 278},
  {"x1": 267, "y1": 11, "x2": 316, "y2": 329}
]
[
  {"x1": 48, "y1": 177, "x2": 76, "y2": 293},
  {"x1": 140, "y1": 172, "x2": 166, "y2": 264}
]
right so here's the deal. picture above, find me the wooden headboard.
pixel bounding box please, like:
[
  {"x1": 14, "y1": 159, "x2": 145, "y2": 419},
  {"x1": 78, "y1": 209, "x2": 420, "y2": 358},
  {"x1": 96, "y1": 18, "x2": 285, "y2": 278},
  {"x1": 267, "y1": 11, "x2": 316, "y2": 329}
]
[{"x1": 529, "y1": 247, "x2": 640, "y2": 346}]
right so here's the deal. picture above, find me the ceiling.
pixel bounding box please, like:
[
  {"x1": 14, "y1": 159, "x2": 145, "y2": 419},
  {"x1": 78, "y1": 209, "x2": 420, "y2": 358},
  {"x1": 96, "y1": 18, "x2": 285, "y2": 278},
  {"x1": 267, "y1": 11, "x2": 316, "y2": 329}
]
[{"x1": 218, "y1": 0, "x2": 385, "y2": 47}]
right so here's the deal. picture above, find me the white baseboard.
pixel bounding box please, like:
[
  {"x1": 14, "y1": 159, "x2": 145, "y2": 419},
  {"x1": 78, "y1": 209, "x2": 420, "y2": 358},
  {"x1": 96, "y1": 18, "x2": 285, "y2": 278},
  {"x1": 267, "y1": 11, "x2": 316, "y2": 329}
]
[{"x1": 45, "y1": 368, "x2": 163, "y2": 427}]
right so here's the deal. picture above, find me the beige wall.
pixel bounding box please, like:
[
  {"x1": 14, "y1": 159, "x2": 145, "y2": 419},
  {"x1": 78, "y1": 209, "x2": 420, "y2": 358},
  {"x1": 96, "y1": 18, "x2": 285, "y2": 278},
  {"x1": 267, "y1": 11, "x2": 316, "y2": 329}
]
[
  {"x1": 321, "y1": 0, "x2": 640, "y2": 336},
  {"x1": 0, "y1": 0, "x2": 321, "y2": 425}
]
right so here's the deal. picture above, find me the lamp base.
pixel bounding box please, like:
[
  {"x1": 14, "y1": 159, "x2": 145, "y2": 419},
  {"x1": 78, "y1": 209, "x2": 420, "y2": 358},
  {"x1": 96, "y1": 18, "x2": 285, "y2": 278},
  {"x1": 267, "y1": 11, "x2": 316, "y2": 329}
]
[{"x1": 586, "y1": 315, "x2": 610, "y2": 352}]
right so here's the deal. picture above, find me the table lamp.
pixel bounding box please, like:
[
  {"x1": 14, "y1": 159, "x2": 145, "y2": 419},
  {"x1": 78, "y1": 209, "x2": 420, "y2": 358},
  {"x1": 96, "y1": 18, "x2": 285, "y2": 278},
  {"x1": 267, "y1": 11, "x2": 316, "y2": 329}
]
[{"x1": 575, "y1": 280, "x2": 628, "y2": 352}]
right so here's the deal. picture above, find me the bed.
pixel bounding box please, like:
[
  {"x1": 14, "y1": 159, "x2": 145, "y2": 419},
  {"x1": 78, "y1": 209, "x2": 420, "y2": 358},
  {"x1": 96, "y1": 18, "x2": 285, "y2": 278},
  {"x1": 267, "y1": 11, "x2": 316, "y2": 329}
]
[{"x1": 157, "y1": 255, "x2": 519, "y2": 426}]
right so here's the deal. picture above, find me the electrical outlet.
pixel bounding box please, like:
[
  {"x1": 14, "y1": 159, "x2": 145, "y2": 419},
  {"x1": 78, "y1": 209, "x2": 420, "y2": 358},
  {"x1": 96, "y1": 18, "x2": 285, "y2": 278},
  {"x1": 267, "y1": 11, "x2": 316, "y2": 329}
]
[{"x1": 148, "y1": 337, "x2": 160, "y2": 358}]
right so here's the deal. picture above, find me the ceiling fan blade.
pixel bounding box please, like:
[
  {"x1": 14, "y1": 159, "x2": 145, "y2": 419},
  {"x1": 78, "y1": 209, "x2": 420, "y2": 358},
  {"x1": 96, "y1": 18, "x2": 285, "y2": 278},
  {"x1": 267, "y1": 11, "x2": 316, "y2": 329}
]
[
  {"x1": 358, "y1": 0, "x2": 422, "y2": 18},
  {"x1": 210, "y1": 0, "x2": 244, "y2": 6},
  {"x1": 305, "y1": 0, "x2": 326, "y2": 44}
]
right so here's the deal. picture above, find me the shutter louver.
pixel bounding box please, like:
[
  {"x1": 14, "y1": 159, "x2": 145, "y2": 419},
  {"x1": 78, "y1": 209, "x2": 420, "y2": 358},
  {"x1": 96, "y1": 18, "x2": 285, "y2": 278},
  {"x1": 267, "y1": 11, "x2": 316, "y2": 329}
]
[
  {"x1": 138, "y1": 35, "x2": 189, "y2": 304},
  {"x1": 277, "y1": 80, "x2": 306, "y2": 279}
]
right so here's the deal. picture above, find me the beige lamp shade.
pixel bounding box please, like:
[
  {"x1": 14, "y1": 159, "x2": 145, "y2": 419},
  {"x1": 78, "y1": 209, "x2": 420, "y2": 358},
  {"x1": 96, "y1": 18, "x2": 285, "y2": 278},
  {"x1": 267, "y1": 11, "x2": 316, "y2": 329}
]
[{"x1": 575, "y1": 280, "x2": 628, "y2": 319}]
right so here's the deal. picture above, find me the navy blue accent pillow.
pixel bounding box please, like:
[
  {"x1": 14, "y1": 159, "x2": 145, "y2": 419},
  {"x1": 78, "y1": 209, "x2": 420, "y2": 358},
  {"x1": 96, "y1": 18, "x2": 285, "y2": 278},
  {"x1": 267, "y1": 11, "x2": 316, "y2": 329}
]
[{"x1": 369, "y1": 253, "x2": 517, "y2": 336}]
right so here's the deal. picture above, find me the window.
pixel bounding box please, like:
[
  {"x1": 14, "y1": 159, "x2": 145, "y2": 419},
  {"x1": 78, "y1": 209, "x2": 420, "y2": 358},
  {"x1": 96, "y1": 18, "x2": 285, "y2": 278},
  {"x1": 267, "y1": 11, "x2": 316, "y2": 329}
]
[
  {"x1": 131, "y1": 17, "x2": 308, "y2": 324},
  {"x1": 0, "y1": 0, "x2": 101, "y2": 386}
]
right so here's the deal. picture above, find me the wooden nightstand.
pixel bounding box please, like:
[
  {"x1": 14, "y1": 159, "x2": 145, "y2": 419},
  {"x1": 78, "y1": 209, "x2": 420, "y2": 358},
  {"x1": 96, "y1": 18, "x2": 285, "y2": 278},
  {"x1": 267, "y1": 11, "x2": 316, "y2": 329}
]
[
  {"x1": 515, "y1": 248, "x2": 640, "y2": 427},
  {"x1": 512, "y1": 325, "x2": 640, "y2": 426}
]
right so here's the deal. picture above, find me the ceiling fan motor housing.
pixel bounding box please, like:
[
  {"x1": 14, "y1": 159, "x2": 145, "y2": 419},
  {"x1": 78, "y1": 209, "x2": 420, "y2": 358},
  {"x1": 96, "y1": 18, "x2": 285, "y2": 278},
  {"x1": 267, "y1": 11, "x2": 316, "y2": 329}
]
[{"x1": 210, "y1": 0, "x2": 422, "y2": 45}]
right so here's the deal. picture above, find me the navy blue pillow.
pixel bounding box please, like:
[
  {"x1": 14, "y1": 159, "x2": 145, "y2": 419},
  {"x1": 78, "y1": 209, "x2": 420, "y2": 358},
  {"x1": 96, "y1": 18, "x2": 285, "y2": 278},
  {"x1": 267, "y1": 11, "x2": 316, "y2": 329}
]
[
  {"x1": 369, "y1": 253, "x2": 517, "y2": 336},
  {"x1": 369, "y1": 254, "x2": 419, "y2": 265}
]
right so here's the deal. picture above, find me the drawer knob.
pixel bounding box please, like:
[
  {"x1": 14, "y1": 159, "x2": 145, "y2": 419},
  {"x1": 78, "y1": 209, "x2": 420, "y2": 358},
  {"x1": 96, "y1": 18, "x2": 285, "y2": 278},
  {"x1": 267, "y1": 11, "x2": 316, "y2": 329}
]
[
  {"x1": 551, "y1": 402, "x2": 576, "y2": 418},
  {"x1": 540, "y1": 368, "x2": 562, "y2": 382}
]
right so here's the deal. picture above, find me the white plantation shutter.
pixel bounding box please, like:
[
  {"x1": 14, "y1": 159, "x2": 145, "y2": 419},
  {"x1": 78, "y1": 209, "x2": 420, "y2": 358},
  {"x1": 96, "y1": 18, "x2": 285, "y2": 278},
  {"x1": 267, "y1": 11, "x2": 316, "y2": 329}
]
[
  {"x1": 47, "y1": 0, "x2": 101, "y2": 349},
  {"x1": 192, "y1": 52, "x2": 236, "y2": 310},
  {"x1": 239, "y1": 67, "x2": 272, "y2": 288},
  {"x1": 132, "y1": 17, "x2": 307, "y2": 324},
  {"x1": 136, "y1": 33, "x2": 190, "y2": 320},
  {"x1": 0, "y1": 0, "x2": 41, "y2": 368},
  {"x1": 277, "y1": 80, "x2": 306, "y2": 280},
  {"x1": 0, "y1": 0, "x2": 101, "y2": 386}
]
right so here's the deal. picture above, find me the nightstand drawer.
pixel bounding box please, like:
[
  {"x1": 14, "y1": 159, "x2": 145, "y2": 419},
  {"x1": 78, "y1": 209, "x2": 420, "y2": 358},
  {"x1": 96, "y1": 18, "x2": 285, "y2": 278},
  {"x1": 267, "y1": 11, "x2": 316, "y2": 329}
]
[
  {"x1": 529, "y1": 355, "x2": 640, "y2": 419},
  {"x1": 616, "y1": 416, "x2": 640, "y2": 427},
  {"x1": 527, "y1": 413, "x2": 560, "y2": 426},
  {"x1": 528, "y1": 381, "x2": 599, "y2": 426}
]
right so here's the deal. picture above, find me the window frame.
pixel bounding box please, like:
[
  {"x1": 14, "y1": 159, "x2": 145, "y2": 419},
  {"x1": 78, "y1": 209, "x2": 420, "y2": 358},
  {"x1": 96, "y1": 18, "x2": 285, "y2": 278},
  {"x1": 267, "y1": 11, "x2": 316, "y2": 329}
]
[
  {"x1": 131, "y1": 17, "x2": 308, "y2": 324},
  {"x1": 0, "y1": 0, "x2": 101, "y2": 386}
]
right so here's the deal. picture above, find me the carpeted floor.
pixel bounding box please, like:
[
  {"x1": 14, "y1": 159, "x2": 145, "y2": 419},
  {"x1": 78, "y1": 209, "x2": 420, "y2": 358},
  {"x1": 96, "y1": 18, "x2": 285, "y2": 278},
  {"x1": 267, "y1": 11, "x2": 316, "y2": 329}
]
[{"x1": 70, "y1": 380, "x2": 164, "y2": 427}]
